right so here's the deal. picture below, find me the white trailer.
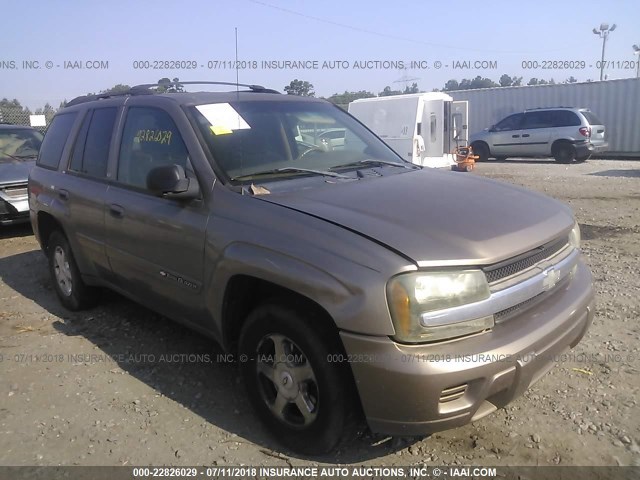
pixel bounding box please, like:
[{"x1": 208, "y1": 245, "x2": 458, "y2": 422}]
[
  {"x1": 449, "y1": 78, "x2": 640, "y2": 157},
  {"x1": 348, "y1": 93, "x2": 469, "y2": 168}
]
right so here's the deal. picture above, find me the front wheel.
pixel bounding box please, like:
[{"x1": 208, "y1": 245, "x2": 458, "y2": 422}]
[
  {"x1": 239, "y1": 303, "x2": 356, "y2": 454},
  {"x1": 47, "y1": 231, "x2": 99, "y2": 310}
]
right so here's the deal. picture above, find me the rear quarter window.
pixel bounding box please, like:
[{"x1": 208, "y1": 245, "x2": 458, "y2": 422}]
[
  {"x1": 37, "y1": 113, "x2": 78, "y2": 169},
  {"x1": 552, "y1": 110, "x2": 581, "y2": 127},
  {"x1": 581, "y1": 111, "x2": 603, "y2": 125}
]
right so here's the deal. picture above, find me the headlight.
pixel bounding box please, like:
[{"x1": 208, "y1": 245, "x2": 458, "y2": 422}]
[
  {"x1": 569, "y1": 221, "x2": 581, "y2": 250},
  {"x1": 387, "y1": 270, "x2": 493, "y2": 343}
]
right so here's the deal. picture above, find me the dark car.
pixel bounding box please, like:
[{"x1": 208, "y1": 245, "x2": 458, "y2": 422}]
[
  {"x1": 0, "y1": 124, "x2": 43, "y2": 224},
  {"x1": 28, "y1": 82, "x2": 594, "y2": 454}
]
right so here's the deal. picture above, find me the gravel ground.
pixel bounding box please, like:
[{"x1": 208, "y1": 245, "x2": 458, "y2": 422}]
[{"x1": 0, "y1": 158, "x2": 638, "y2": 468}]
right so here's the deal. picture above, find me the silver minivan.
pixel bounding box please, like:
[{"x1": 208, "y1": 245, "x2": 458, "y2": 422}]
[{"x1": 471, "y1": 107, "x2": 608, "y2": 163}]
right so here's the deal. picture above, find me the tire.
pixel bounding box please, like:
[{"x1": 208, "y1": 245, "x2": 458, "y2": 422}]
[
  {"x1": 47, "y1": 231, "x2": 99, "y2": 311},
  {"x1": 239, "y1": 303, "x2": 357, "y2": 455},
  {"x1": 471, "y1": 142, "x2": 489, "y2": 162},
  {"x1": 553, "y1": 143, "x2": 575, "y2": 163}
]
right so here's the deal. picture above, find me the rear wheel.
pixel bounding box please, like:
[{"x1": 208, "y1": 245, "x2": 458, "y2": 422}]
[
  {"x1": 239, "y1": 303, "x2": 356, "y2": 454},
  {"x1": 47, "y1": 231, "x2": 99, "y2": 310},
  {"x1": 553, "y1": 143, "x2": 575, "y2": 163},
  {"x1": 471, "y1": 142, "x2": 489, "y2": 162}
]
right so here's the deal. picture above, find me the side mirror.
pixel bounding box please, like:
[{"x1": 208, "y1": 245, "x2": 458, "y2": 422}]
[
  {"x1": 146, "y1": 164, "x2": 199, "y2": 200},
  {"x1": 488, "y1": 125, "x2": 496, "y2": 132}
]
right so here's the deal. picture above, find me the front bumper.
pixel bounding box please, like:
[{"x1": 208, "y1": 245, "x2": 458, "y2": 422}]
[
  {"x1": 341, "y1": 260, "x2": 594, "y2": 436},
  {"x1": 0, "y1": 198, "x2": 29, "y2": 225},
  {"x1": 0, "y1": 184, "x2": 29, "y2": 225}
]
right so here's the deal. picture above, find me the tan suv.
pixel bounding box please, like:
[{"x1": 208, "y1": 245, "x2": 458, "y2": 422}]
[{"x1": 29, "y1": 82, "x2": 594, "y2": 454}]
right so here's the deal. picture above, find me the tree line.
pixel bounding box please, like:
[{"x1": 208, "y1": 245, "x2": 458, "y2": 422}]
[{"x1": 284, "y1": 74, "x2": 585, "y2": 107}]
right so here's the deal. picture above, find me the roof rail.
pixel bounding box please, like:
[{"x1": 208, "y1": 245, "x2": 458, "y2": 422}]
[
  {"x1": 65, "y1": 81, "x2": 280, "y2": 107},
  {"x1": 524, "y1": 106, "x2": 574, "y2": 111},
  {"x1": 131, "y1": 81, "x2": 280, "y2": 94},
  {"x1": 66, "y1": 89, "x2": 152, "y2": 107}
]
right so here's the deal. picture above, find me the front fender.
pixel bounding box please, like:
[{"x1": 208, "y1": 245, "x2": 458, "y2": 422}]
[{"x1": 205, "y1": 241, "x2": 396, "y2": 345}]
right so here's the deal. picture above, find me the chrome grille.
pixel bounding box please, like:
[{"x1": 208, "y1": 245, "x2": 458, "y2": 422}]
[
  {"x1": 494, "y1": 275, "x2": 571, "y2": 323},
  {"x1": 484, "y1": 237, "x2": 568, "y2": 284},
  {"x1": 1, "y1": 185, "x2": 28, "y2": 198}
]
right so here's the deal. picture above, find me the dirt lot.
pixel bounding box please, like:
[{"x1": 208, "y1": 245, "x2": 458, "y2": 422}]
[{"x1": 0, "y1": 158, "x2": 638, "y2": 468}]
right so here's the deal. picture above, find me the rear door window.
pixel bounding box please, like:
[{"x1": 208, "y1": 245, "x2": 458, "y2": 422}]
[
  {"x1": 522, "y1": 111, "x2": 555, "y2": 129},
  {"x1": 69, "y1": 107, "x2": 117, "y2": 178},
  {"x1": 37, "y1": 113, "x2": 77, "y2": 169}
]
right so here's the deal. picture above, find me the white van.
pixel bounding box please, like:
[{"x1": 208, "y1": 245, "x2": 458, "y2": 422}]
[{"x1": 348, "y1": 93, "x2": 469, "y2": 168}]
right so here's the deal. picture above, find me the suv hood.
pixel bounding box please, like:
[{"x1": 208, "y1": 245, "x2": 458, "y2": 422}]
[{"x1": 259, "y1": 169, "x2": 573, "y2": 266}]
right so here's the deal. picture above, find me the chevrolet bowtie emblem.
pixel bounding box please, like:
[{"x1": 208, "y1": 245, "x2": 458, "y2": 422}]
[{"x1": 542, "y1": 267, "x2": 561, "y2": 291}]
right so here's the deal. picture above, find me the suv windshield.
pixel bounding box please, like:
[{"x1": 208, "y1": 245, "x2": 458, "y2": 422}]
[
  {"x1": 0, "y1": 128, "x2": 44, "y2": 160},
  {"x1": 190, "y1": 100, "x2": 408, "y2": 182}
]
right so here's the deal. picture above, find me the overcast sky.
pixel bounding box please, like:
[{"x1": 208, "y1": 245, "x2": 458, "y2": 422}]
[{"x1": 2, "y1": 0, "x2": 639, "y2": 109}]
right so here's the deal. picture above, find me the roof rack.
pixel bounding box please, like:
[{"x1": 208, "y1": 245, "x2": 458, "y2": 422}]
[
  {"x1": 65, "y1": 81, "x2": 280, "y2": 107},
  {"x1": 131, "y1": 81, "x2": 281, "y2": 94},
  {"x1": 65, "y1": 89, "x2": 153, "y2": 107},
  {"x1": 524, "y1": 106, "x2": 574, "y2": 111}
]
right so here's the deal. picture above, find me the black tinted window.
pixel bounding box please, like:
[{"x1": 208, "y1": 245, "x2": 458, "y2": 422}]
[
  {"x1": 581, "y1": 111, "x2": 603, "y2": 125},
  {"x1": 69, "y1": 111, "x2": 92, "y2": 172},
  {"x1": 522, "y1": 111, "x2": 555, "y2": 129},
  {"x1": 84, "y1": 108, "x2": 117, "y2": 177},
  {"x1": 37, "y1": 113, "x2": 77, "y2": 169},
  {"x1": 494, "y1": 113, "x2": 523, "y2": 131},
  {"x1": 117, "y1": 107, "x2": 189, "y2": 188},
  {"x1": 69, "y1": 108, "x2": 117, "y2": 177},
  {"x1": 552, "y1": 110, "x2": 581, "y2": 127}
]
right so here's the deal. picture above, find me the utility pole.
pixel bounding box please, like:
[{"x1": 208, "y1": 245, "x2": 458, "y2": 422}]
[
  {"x1": 592, "y1": 23, "x2": 617, "y2": 81},
  {"x1": 634, "y1": 45, "x2": 640, "y2": 78}
]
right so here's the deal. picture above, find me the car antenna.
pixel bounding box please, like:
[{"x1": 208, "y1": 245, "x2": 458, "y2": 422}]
[{"x1": 235, "y1": 27, "x2": 246, "y2": 194}]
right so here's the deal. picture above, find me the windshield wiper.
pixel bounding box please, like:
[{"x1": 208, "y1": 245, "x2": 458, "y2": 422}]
[
  {"x1": 232, "y1": 167, "x2": 350, "y2": 181},
  {"x1": 330, "y1": 159, "x2": 417, "y2": 170},
  {"x1": 1, "y1": 153, "x2": 37, "y2": 161}
]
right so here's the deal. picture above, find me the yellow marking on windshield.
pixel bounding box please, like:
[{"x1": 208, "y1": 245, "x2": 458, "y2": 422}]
[{"x1": 210, "y1": 125, "x2": 233, "y2": 135}]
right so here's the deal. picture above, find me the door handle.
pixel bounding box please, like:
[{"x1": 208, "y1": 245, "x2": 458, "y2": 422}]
[
  {"x1": 522, "y1": 134, "x2": 530, "y2": 138},
  {"x1": 512, "y1": 134, "x2": 520, "y2": 138},
  {"x1": 58, "y1": 189, "x2": 69, "y2": 201},
  {"x1": 109, "y1": 204, "x2": 125, "y2": 218}
]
